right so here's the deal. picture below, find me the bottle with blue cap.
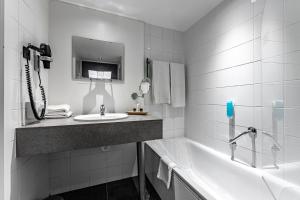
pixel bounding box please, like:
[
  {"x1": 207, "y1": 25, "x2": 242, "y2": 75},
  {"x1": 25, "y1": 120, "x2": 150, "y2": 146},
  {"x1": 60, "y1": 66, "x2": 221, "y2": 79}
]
[{"x1": 227, "y1": 100, "x2": 234, "y2": 119}]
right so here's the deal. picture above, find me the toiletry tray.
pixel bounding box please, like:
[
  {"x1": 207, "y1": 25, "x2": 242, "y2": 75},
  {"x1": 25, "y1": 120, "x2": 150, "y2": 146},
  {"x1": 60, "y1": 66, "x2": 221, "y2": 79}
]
[{"x1": 127, "y1": 111, "x2": 148, "y2": 115}]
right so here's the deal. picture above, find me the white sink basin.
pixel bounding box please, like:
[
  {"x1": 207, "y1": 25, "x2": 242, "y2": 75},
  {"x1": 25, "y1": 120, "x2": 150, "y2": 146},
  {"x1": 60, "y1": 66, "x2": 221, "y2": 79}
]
[{"x1": 74, "y1": 113, "x2": 128, "y2": 121}]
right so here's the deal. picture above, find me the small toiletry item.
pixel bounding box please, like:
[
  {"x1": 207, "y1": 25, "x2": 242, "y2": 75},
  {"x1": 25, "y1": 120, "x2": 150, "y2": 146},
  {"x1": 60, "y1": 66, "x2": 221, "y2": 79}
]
[
  {"x1": 127, "y1": 111, "x2": 148, "y2": 115},
  {"x1": 226, "y1": 100, "x2": 234, "y2": 119},
  {"x1": 133, "y1": 108, "x2": 137, "y2": 112},
  {"x1": 140, "y1": 108, "x2": 143, "y2": 112},
  {"x1": 136, "y1": 103, "x2": 140, "y2": 111},
  {"x1": 272, "y1": 100, "x2": 284, "y2": 120}
]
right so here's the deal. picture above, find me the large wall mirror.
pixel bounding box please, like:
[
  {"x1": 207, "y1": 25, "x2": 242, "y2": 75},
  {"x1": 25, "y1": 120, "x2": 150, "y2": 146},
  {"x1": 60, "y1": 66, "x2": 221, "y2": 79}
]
[{"x1": 72, "y1": 36, "x2": 125, "y2": 81}]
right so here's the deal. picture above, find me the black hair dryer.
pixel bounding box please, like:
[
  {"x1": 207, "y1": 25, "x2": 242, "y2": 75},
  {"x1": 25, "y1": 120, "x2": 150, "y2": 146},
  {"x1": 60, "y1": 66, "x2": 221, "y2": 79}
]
[
  {"x1": 40, "y1": 43, "x2": 52, "y2": 69},
  {"x1": 23, "y1": 43, "x2": 53, "y2": 122},
  {"x1": 23, "y1": 43, "x2": 53, "y2": 68}
]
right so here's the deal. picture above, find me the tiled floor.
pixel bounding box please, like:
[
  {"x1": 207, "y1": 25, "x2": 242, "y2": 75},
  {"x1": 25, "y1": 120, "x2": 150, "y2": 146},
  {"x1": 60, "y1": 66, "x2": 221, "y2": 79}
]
[{"x1": 51, "y1": 177, "x2": 160, "y2": 200}]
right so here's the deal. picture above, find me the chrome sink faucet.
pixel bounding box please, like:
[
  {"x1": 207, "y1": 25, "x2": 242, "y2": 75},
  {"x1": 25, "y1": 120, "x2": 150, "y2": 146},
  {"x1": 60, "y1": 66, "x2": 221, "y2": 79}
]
[
  {"x1": 229, "y1": 127, "x2": 257, "y2": 168},
  {"x1": 100, "y1": 104, "x2": 105, "y2": 116}
]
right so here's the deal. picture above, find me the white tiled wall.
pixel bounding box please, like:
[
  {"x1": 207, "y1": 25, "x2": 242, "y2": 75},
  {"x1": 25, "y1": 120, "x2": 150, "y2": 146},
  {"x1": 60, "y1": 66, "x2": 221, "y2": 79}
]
[
  {"x1": 6, "y1": 0, "x2": 300, "y2": 198},
  {"x1": 184, "y1": 0, "x2": 300, "y2": 186},
  {"x1": 281, "y1": 0, "x2": 300, "y2": 185},
  {"x1": 48, "y1": 1, "x2": 144, "y2": 115},
  {"x1": 144, "y1": 24, "x2": 185, "y2": 139},
  {"x1": 48, "y1": 1, "x2": 143, "y2": 194},
  {"x1": 185, "y1": 0, "x2": 262, "y2": 155},
  {"x1": 0, "y1": 0, "x2": 4, "y2": 198},
  {"x1": 3, "y1": 0, "x2": 50, "y2": 199}
]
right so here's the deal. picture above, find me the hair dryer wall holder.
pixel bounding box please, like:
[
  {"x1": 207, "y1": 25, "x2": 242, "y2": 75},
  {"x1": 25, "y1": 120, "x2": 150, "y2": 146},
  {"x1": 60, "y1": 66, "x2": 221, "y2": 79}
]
[{"x1": 22, "y1": 43, "x2": 52, "y2": 121}]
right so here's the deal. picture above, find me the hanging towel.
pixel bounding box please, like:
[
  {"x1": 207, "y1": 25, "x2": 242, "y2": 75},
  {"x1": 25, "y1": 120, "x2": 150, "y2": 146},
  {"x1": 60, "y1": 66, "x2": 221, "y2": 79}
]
[
  {"x1": 152, "y1": 60, "x2": 171, "y2": 104},
  {"x1": 47, "y1": 104, "x2": 71, "y2": 113},
  {"x1": 157, "y1": 156, "x2": 176, "y2": 189},
  {"x1": 170, "y1": 63, "x2": 185, "y2": 107},
  {"x1": 45, "y1": 111, "x2": 73, "y2": 119}
]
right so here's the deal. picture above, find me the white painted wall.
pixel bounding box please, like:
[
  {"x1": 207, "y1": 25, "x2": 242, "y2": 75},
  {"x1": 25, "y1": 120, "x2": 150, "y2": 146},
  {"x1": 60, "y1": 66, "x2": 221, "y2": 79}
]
[
  {"x1": 144, "y1": 23, "x2": 185, "y2": 139},
  {"x1": 3, "y1": 0, "x2": 50, "y2": 199},
  {"x1": 184, "y1": 0, "x2": 300, "y2": 186},
  {"x1": 48, "y1": 1, "x2": 144, "y2": 194}
]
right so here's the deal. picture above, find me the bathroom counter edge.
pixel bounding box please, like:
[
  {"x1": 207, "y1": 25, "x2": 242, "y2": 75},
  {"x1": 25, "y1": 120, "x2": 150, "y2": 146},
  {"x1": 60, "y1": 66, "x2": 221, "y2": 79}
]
[{"x1": 16, "y1": 115, "x2": 163, "y2": 157}]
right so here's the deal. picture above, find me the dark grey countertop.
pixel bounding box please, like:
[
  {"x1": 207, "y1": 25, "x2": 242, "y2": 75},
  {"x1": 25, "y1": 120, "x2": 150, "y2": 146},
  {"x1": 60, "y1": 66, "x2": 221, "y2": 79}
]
[
  {"x1": 16, "y1": 115, "x2": 163, "y2": 157},
  {"x1": 18, "y1": 115, "x2": 161, "y2": 128}
]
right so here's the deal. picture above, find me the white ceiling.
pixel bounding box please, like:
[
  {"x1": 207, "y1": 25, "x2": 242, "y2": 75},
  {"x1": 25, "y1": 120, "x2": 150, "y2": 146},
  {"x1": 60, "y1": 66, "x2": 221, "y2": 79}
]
[{"x1": 58, "y1": 0, "x2": 223, "y2": 31}]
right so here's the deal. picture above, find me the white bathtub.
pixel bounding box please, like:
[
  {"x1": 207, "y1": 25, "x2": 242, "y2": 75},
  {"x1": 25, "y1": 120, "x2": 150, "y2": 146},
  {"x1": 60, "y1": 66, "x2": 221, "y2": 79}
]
[{"x1": 145, "y1": 137, "x2": 300, "y2": 200}]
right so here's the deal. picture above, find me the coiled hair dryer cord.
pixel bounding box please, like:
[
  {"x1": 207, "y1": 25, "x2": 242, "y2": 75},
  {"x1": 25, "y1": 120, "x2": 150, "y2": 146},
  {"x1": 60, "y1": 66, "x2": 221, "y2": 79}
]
[{"x1": 25, "y1": 58, "x2": 47, "y2": 120}]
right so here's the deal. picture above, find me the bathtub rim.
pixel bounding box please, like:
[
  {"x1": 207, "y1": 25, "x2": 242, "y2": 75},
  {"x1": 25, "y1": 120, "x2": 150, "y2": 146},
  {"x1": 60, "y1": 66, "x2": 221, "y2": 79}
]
[
  {"x1": 145, "y1": 140, "x2": 208, "y2": 200},
  {"x1": 145, "y1": 137, "x2": 300, "y2": 200}
]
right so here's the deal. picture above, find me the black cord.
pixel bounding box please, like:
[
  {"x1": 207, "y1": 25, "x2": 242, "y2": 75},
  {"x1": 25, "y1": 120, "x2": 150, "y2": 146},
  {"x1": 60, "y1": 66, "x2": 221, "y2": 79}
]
[{"x1": 25, "y1": 58, "x2": 47, "y2": 120}]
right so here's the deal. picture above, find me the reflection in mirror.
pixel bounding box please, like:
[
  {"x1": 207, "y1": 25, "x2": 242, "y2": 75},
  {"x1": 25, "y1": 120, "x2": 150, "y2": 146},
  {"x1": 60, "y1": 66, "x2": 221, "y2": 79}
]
[
  {"x1": 72, "y1": 36, "x2": 124, "y2": 81},
  {"x1": 261, "y1": 0, "x2": 300, "y2": 188},
  {"x1": 261, "y1": 0, "x2": 284, "y2": 175},
  {"x1": 139, "y1": 78, "x2": 151, "y2": 95}
]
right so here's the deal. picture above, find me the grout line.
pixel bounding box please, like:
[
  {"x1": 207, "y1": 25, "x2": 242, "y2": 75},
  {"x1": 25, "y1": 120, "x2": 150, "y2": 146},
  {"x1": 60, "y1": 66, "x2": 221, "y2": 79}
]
[
  {"x1": 187, "y1": 79, "x2": 293, "y2": 92},
  {"x1": 187, "y1": 104, "x2": 263, "y2": 108},
  {"x1": 187, "y1": 49, "x2": 300, "y2": 78},
  {"x1": 188, "y1": 103, "x2": 300, "y2": 111},
  {"x1": 187, "y1": 61, "x2": 260, "y2": 79}
]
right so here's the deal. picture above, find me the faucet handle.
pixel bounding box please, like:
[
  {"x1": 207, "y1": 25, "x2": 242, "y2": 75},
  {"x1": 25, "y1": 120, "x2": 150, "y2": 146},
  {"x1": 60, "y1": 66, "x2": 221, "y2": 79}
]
[
  {"x1": 248, "y1": 127, "x2": 257, "y2": 133},
  {"x1": 247, "y1": 127, "x2": 257, "y2": 140},
  {"x1": 100, "y1": 104, "x2": 105, "y2": 116}
]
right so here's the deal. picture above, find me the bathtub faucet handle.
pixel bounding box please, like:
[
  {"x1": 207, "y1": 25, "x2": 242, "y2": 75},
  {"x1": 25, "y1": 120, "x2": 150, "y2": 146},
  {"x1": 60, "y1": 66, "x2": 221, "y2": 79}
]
[
  {"x1": 100, "y1": 104, "x2": 105, "y2": 116},
  {"x1": 229, "y1": 126, "x2": 257, "y2": 168}
]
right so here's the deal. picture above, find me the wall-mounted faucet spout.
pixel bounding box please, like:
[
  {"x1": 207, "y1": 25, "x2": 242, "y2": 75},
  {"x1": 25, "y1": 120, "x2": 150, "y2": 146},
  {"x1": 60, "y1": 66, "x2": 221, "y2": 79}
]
[{"x1": 100, "y1": 104, "x2": 105, "y2": 116}]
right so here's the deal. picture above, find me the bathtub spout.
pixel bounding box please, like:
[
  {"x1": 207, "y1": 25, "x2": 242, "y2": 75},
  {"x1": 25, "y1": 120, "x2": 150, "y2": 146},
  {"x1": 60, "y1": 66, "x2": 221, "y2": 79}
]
[{"x1": 229, "y1": 127, "x2": 257, "y2": 168}]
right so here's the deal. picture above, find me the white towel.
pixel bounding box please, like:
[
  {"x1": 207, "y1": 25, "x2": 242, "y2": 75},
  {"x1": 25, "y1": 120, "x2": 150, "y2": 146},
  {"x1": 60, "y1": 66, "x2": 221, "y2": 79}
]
[
  {"x1": 170, "y1": 63, "x2": 185, "y2": 107},
  {"x1": 152, "y1": 60, "x2": 171, "y2": 104},
  {"x1": 47, "y1": 104, "x2": 71, "y2": 113},
  {"x1": 45, "y1": 111, "x2": 73, "y2": 119},
  {"x1": 157, "y1": 156, "x2": 176, "y2": 189}
]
